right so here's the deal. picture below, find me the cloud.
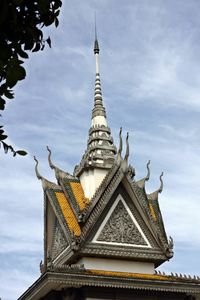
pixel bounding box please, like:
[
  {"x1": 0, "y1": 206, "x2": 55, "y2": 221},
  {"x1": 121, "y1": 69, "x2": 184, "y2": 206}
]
[{"x1": 1, "y1": 1, "x2": 200, "y2": 299}]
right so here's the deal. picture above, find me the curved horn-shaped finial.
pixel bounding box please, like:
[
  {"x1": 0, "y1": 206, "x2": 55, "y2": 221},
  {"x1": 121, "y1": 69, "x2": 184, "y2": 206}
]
[
  {"x1": 136, "y1": 160, "x2": 150, "y2": 189},
  {"x1": 34, "y1": 156, "x2": 43, "y2": 180},
  {"x1": 116, "y1": 127, "x2": 123, "y2": 165},
  {"x1": 118, "y1": 127, "x2": 123, "y2": 156},
  {"x1": 120, "y1": 132, "x2": 130, "y2": 173},
  {"x1": 169, "y1": 236, "x2": 174, "y2": 249},
  {"x1": 47, "y1": 146, "x2": 75, "y2": 180},
  {"x1": 146, "y1": 160, "x2": 151, "y2": 181},
  {"x1": 34, "y1": 155, "x2": 58, "y2": 190},
  {"x1": 47, "y1": 146, "x2": 56, "y2": 170},
  {"x1": 124, "y1": 132, "x2": 129, "y2": 162},
  {"x1": 158, "y1": 172, "x2": 164, "y2": 193},
  {"x1": 147, "y1": 171, "x2": 164, "y2": 201},
  {"x1": 165, "y1": 235, "x2": 174, "y2": 258}
]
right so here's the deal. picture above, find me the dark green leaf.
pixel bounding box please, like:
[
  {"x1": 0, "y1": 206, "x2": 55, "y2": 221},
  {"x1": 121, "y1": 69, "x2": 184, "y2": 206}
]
[
  {"x1": 54, "y1": 10, "x2": 60, "y2": 17},
  {"x1": 32, "y1": 42, "x2": 41, "y2": 52},
  {"x1": 46, "y1": 37, "x2": 51, "y2": 48},
  {"x1": 38, "y1": 0, "x2": 48, "y2": 14},
  {"x1": 16, "y1": 67, "x2": 26, "y2": 81},
  {"x1": 17, "y1": 48, "x2": 29, "y2": 59},
  {"x1": 41, "y1": 43, "x2": 45, "y2": 50},
  {"x1": 55, "y1": 17, "x2": 59, "y2": 27},
  {"x1": 2, "y1": 141, "x2": 8, "y2": 153},
  {"x1": 0, "y1": 134, "x2": 7, "y2": 140},
  {"x1": 53, "y1": 0, "x2": 62, "y2": 9},
  {"x1": 0, "y1": 0, "x2": 62, "y2": 155},
  {"x1": 24, "y1": 39, "x2": 34, "y2": 51},
  {"x1": 0, "y1": 98, "x2": 6, "y2": 110},
  {"x1": 4, "y1": 89, "x2": 14, "y2": 99},
  {"x1": 0, "y1": 83, "x2": 7, "y2": 94},
  {"x1": 16, "y1": 150, "x2": 27, "y2": 156},
  {"x1": 0, "y1": 44, "x2": 12, "y2": 61},
  {"x1": 7, "y1": 65, "x2": 26, "y2": 87}
]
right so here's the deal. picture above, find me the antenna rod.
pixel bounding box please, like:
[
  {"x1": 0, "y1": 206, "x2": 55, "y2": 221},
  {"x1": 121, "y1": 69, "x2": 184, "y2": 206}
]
[
  {"x1": 94, "y1": 14, "x2": 100, "y2": 55},
  {"x1": 95, "y1": 12, "x2": 97, "y2": 40}
]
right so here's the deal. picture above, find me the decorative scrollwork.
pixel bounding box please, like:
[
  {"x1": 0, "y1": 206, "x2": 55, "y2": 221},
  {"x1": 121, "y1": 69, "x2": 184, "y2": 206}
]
[
  {"x1": 52, "y1": 221, "x2": 68, "y2": 260},
  {"x1": 97, "y1": 200, "x2": 147, "y2": 246}
]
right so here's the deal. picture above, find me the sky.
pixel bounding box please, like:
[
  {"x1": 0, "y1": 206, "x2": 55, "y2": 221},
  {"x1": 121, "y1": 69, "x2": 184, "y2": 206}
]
[{"x1": 1, "y1": 0, "x2": 200, "y2": 299}]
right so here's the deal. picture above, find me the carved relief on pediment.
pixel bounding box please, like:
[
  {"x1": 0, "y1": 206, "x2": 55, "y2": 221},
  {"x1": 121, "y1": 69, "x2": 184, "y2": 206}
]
[
  {"x1": 52, "y1": 220, "x2": 69, "y2": 260},
  {"x1": 94, "y1": 198, "x2": 150, "y2": 247}
]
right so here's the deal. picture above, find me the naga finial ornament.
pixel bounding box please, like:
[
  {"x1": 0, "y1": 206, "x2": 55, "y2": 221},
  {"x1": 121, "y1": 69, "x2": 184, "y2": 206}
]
[
  {"x1": 136, "y1": 160, "x2": 150, "y2": 189},
  {"x1": 146, "y1": 160, "x2": 151, "y2": 181},
  {"x1": 118, "y1": 127, "x2": 123, "y2": 156},
  {"x1": 158, "y1": 172, "x2": 164, "y2": 193},
  {"x1": 34, "y1": 156, "x2": 43, "y2": 180},
  {"x1": 124, "y1": 132, "x2": 129, "y2": 162},
  {"x1": 147, "y1": 171, "x2": 164, "y2": 200},
  {"x1": 116, "y1": 127, "x2": 123, "y2": 164},
  {"x1": 47, "y1": 146, "x2": 56, "y2": 170}
]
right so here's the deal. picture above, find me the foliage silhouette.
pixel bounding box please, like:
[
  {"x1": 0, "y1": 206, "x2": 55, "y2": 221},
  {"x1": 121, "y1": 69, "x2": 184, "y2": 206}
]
[{"x1": 0, "y1": 0, "x2": 62, "y2": 156}]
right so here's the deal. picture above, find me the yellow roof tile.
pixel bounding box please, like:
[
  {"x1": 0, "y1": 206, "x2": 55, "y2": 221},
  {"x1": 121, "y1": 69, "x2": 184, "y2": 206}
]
[
  {"x1": 55, "y1": 191, "x2": 81, "y2": 237},
  {"x1": 87, "y1": 269, "x2": 170, "y2": 281},
  {"x1": 149, "y1": 203, "x2": 157, "y2": 222},
  {"x1": 70, "y1": 181, "x2": 89, "y2": 210}
]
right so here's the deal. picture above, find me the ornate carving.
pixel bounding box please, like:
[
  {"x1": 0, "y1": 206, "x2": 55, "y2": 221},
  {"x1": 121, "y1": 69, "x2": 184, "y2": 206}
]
[
  {"x1": 165, "y1": 236, "x2": 174, "y2": 258},
  {"x1": 81, "y1": 244, "x2": 168, "y2": 261},
  {"x1": 52, "y1": 220, "x2": 68, "y2": 260},
  {"x1": 82, "y1": 166, "x2": 123, "y2": 235},
  {"x1": 127, "y1": 164, "x2": 135, "y2": 179},
  {"x1": 129, "y1": 176, "x2": 169, "y2": 248},
  {"x1": 70, "y1": 231, "x2": 82, "y2": 251},
  {"x1": 97, "y1": 200, "x2": 148, "y2": 246}
]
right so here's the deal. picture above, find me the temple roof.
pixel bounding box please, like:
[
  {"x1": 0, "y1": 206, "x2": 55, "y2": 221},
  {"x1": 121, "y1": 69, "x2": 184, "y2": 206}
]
[
  {"x1": 18, "y1": 266, "x2": 200, "y2": 300},
  {"x1": 34, "y1": 135, "x2": 173, "y2": 271}
]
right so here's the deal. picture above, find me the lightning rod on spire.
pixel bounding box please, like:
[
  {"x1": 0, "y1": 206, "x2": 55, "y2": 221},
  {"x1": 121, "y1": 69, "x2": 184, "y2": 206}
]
[{"x1": 94, "y1": 13, "x2": 100, "y2": 55}]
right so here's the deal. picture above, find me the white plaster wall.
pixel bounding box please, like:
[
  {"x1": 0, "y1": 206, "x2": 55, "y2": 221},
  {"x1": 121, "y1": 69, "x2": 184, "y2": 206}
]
[
  {"x1": 95, "y1": 54, "x2": 100, "y2": 74},
  {"x1": 79, "y1": 168, "x2": 108, "y2": 199},
  {"x1": 78, "y1": 257, "x2": 155, "y2": 274},
  {"x1": 91, "y1": 115, "x2": 107, "y2": 126}
]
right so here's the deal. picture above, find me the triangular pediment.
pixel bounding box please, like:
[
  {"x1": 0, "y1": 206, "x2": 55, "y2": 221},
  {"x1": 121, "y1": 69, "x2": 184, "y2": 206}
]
[
  {"x1": 40, "y1": 165, "x2": 171, "y2": 268},
  {"x1": 44, "y1": 191, "x2": 74, "y2": 268},
  {"x1": 93, "y1": 195, "x2": 151, "y2": 248},
  {"x1": 80, "y1": 174, "x2": 171, "y2": 266}
]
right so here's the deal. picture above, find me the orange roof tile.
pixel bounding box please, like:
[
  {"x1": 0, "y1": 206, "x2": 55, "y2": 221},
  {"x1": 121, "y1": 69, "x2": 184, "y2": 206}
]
[
  {"x1": 87, "y1": 269, "x2": 170, "y2": 281},
  {"x1": 55, "y1": 191, "x2": 81, "y2": 237},
  {"x1": 149, "y1": 203, "x2": 157, "y2": 222},
  {"x1": 70, "y1": 181, "x2": 89, "y2": 210}
]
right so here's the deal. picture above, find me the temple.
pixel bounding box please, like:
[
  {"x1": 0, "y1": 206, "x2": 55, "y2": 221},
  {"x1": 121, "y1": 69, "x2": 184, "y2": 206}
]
[{"x1": 18, "y1": 34, "x2": 200, "y2": 300}]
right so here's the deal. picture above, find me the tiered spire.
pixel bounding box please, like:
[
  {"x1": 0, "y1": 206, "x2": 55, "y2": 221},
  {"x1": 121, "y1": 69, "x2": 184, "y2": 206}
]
[
  {"x1": 74, "y1": 32, "x2": 116, "y2": 178},
  {"x1": 92, "y1": 26, "x2": 106, "y2": 120}
]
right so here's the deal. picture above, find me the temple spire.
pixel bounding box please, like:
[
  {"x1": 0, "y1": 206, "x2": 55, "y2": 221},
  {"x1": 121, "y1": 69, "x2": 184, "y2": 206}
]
[
  {"x1": 92, "y1": 21, "x2": 106, "y2": 122},
  {"x1": 74, "y1": 31, "x2": 117, "y2": 198}
]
